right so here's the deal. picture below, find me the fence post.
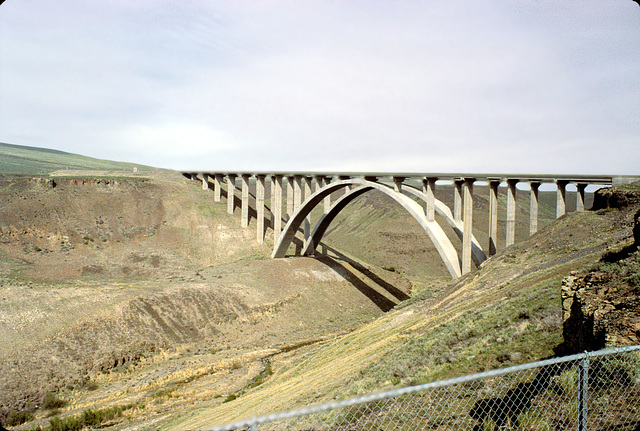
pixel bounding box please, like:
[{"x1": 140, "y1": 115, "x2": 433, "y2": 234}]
[{"x1": 578, "y1": 352, "x2": 589, "y2": 431}]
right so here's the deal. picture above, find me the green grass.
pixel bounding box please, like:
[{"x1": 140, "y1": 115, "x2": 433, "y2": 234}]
[
  {"x1": 587, "y1": 250, "x2": 640, "y2": 289},
  {"x1": 0, "y1": 142, "x2": 154, "y2": 175},
  {"x1": 350, "y1": 277, "x2": 563, "y2": 394}
]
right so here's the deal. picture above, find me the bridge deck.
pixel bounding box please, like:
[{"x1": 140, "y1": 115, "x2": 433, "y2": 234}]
[{"x1": 184, "y1": 171, "x2": 640, "y2": 279}]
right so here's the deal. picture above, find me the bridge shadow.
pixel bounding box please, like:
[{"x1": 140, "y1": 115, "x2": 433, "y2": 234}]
[
  {"x1": 313, "y1": 255, "x2": 398, "y2": 312},
  {"x1": 215, "y1": 184, "x2": 411, "y2": 308},
  {"x1": 317, "y1": 245, "x2": 411, "y2": 302},
  {"x1": 306, "y1": 245, "x2": 411, "y2": 312}
]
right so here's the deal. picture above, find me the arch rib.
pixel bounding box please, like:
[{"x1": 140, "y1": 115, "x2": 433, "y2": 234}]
[
  {"x1": 400, "y1": 185, "x2": 487, "y2": 266},
  {"x1": 272, "y1": 178, "x2": 463, "y2": 279}
]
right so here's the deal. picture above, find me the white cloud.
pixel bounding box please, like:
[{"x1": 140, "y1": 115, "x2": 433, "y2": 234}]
[{"x1": 0, "y1": 0, "x2": 639, "y2": 174}]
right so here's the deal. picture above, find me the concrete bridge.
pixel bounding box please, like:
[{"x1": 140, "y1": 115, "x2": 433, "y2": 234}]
[{"x1": 183, "y1": 171, "x2": 638, "y2": 279}]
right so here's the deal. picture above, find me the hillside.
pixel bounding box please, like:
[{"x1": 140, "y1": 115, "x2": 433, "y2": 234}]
[
  {"x1": 0, "y1": 142, "x2": 153, "y2": 175},
  {"x1": 173, "y1": 188, "x2": 637, "y2": 430},
  {"x1": 0, "y1": 170, "x2": 408, "y2": 430},
  {"x1": 0, "y1": 160, "x2": 636, "y2": 430}
]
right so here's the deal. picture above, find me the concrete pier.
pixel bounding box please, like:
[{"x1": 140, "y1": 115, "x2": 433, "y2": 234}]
[
  {"x1": 256, "y1": 175, "x2": 265, "y2": 243},
  {"x1": 576, "y1": 183, "x2": 587, "y2": 211},
  {"x1": 462, "y1": 178, "x2": 474, "y2": 274},
  {"x1": 303, "y1": 176, "x2": 313, "y2": 251},
  {"x1": 286, "y1": 176, "x2": 294, "y2": 222},
  {"x1": 214, "y1": 174, "x2": 222, "y2": 202},
  {"x1": 324, "y1": 177, "x2": 332, "y2": 213},
  {"x1": 506, "y1": 179, "x2": 518, "y2": 247},
  {"x1": 488, "y1": 180, "x2": 499, "y2": 256},
  {"x1": 201, "y1": 174, "x2": 209, "y2": 190},
  {"x1": 556, "y1": 180, "x2": 568, "y2": 218},
  {"x1": 272, "y1": 175, "x2": 283, "y2": 240},
  {"x1": 241, "y1": 174, "x2": 250, "y2": 228},
  {"x1": 393, "y1": 177, "x2": 404, "y2": 193},
  {"x1": 227, "y1": 175, "x2": 236, "y2": 215},
  {"x1": 529, "y1": 181, "x2": 540, "y2": 236},
  {"x1": 293, "y1": 176, "x2": 302, "y2": 210},
  {"x1": 423, "y1": 177, "x2": 437, "y2": 222},
  {"x1": 453, "y1": 180, "x2": 463, "y2": 221}
]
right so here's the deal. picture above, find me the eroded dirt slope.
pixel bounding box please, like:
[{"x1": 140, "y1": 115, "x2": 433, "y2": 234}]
[{"x1": 0, "y1": 171, "x2": 414, "y2": 428}]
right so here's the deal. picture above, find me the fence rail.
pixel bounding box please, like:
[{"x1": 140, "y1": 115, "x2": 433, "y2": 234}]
[{"x1": 209, "y1": 345, "x2": 640, "y2": 431}]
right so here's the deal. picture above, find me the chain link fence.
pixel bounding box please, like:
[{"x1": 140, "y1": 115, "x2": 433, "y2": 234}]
[{"x1": 209, "y1": 345, "x2": 640, "y2": 431}]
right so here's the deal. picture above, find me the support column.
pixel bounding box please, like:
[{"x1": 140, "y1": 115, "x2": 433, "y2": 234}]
[
  {"x1": 314, "y1": 175, "x2": 328, "y2": 214},
  {"x1": 256, "y1": 175, "x2": 265, "y2": 244},
  {"x1": 314, "y1": 176, "x2": 323, "y2": 194},
  {"x1": 423, "y1": 177, "x2": 437, "y2": 221},
  {"x1": 213, "y1": 174, "x2": 223, "y2": 202},
  {"x1": 201, "y1": 173, "x2": 209, "y2": 190},
  {"x1": 393, "y1": 177, "x2": 405, "y2": 193},
  {"x1": 293, "y1": 176, "x2": 303, "y2": 210},
  {"x1": 241, "y1": 174, "x2": 250, "y2": 228},
  {"x1": 506, "y1": 179, "x2": 518, "y2": 247},
  {"x1": 339, "y1": 176, "x2": 351, "y2": 195},
  {"x1": 576, "y1": 183, "x2": 587, "y2": 211},
  {"x1": 226, "y1": 175, "x2": 237, "y2": 215},
  {"x1": 272, "y1": 175, "x2": 283, "y2": 240},
  {"x1": 324, "y1": 177, "x2": 332, "y2": 213},
  {"x1": 286, "y1": 176, "x2": 294, "y2": 222},
  {"x1": 462, "y1": 178, "x2": 475, "y2": 275},
  {"x1": 303, "y1": 176, "x2": 313, "y2": 252},
  {"x1": 265, "y1": 175, "x2": 278, "y2": 230},
  {"x1": 556, "y1": 180, "x2": 568, "y2": 219},
  {"x1": 488, "y1": 180, "x2": 499, "y2": 256},
  {"x1": 529, "y1": 181, "x2": 540, "y2": 236},
  {"x1": 454, "y1": 180, "x2": 463, "y2": 221}
]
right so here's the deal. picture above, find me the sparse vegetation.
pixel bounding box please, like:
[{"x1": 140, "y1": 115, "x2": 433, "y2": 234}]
[
  {"x1": 0, "y1": 144, "x2": 637, "y2": 430},
  {"x1": 224, "y1": 361, "x2": 274, "y2": 403},
  {"x1": 23, "y1": 404, "x2": 139, "y2": 431},
  {"x1": 42, "y1": 393, "x2": 68, "y2": 410},
  {"x1": 350, "y1": 277, "x2": 564, "y2": 394},
  {"x1": 587, "y1": 250, "x2": 640, "y2": 290},
  {"x1": 5, "y1": 409, "x2": 35, "y2": 426}
]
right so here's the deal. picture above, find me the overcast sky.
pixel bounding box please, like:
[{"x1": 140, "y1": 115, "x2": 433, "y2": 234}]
[{"x1": 1, "y1": 1, "x2": 639, "y2": 174}]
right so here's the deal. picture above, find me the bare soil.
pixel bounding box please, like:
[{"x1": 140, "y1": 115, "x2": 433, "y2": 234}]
[
  {"x1": 0, "y1": 171, "x2": 413, "y2": 429},
  {"x1": 0, "y1": 172, "x2": 635, "y2": 431}
]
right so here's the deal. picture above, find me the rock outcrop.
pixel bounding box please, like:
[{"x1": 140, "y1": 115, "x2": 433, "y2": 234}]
[
  {"x1": 592, "y1": 182, "x2": 640, "y2": 211},
  {"x1": 561, "y1": 268, "x2": 640, "y2": 352},
  {"x1": 561, "y1": 184, "x2": 640, "y2": 353}
]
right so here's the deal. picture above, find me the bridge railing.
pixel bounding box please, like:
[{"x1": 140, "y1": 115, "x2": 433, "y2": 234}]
[{"x1": 208, "y1": 345, "x2": 640, "y2": 431}]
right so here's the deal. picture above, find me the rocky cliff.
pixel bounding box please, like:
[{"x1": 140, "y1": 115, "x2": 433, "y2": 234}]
[{"x1": 561, "y1": 183, "x2": 640, "y2": 353}]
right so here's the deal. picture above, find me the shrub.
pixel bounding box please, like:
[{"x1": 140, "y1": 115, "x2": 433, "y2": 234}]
[
  {"x1": 5, "y1": 410, "x2": 35, "y2": 426},
  {"x1": 82, "y1": 379, "x2": 99, "y2": 391},
  {"x1": 42, "y1": 393, "x2": 68, "y2": 410},
  {"x1": 223, "y1": 393, "x2": 237, "y2": 403},
  {"x1": 80, "y1": 406, "x2": 123, "y2": 426},
  {"x1": 49, "y1": 415, "x2": 81, "y2": 431}
]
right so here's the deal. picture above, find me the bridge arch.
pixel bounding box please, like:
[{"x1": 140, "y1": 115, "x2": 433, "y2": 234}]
[
  {"x1": 399, "y1": 184, "x2": 487, "y2": 266},
  {"x1": 272, "y1": 178, "x2": 467, "y2": 279}
]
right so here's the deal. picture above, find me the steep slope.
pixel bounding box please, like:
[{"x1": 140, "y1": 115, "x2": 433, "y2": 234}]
[
  {"x1": 0, "y1": 170, "x2": 413, "y2": 429},
  {"x1": 170, "y1": 190, "x2": 636, "y2": 430},
  {"x1": 0, "y1": 165, "x2": 631, "y2": 431}
]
